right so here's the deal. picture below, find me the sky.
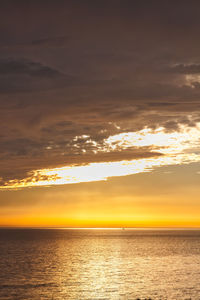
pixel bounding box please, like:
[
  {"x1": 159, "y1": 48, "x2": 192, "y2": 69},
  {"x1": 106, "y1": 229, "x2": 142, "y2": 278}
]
[{"x1": 0, "y1": 0, "x2": 200, "y2": 227}]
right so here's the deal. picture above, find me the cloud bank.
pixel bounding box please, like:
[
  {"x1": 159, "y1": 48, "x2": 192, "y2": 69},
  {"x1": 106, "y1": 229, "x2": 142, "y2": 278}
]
[{"x1": 1, "y1": 0, "x2": 200, "y2": 187}]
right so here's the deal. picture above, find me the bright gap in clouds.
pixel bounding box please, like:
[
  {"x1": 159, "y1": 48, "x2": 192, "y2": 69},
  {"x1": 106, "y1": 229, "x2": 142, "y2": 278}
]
[
  {"x1": 2, "y1": 123, "x2": 200, "y2": 189},
  {"x1": 103, "y1": 124, "x2": 200, "y2": 154}
]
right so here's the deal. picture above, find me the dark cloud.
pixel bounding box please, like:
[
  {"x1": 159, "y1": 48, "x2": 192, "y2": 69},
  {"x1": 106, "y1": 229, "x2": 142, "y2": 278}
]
[
  {"x1": 30, "y1": 36, "x2": 70, "y2": 48},
  {"x1": 1, "y1": 0, "x2": 200, "y2": 186},
  {"x1": 0, "y1": 59, "x2": 77, "y2": 93},
  {"x1": 0, "y1": 36, "x2": 71, "y2": 49},
  {"x1": 0, "y1": 59, "x2": 62, "y2": 77}
]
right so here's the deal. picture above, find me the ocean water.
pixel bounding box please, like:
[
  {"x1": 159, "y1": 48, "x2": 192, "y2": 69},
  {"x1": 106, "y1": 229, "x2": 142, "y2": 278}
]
[{"x1": 0, "y1": 229, "x2": 200, "y2": 300}]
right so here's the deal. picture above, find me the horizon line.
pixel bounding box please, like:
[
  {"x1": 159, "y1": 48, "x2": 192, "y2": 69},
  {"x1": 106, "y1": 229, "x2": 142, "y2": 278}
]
[{"x1": 0, "y1": 226, "x2": 200, "y2": 230}]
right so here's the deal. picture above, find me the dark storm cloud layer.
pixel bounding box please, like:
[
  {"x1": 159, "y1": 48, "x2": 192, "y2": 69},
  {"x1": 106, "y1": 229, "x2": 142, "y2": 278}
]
[
  {"x1": 0, "y1": 59, "x2": 73, "y2": 93},
  {"x1": 1, "y1": 0, "x2": 200, "y2": 185}
]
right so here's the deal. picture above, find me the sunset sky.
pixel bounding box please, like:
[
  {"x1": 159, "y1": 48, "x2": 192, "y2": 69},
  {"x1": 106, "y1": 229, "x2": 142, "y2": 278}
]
[{"x1": 0, "y1": 0, "x2": 200, "y2": 227}]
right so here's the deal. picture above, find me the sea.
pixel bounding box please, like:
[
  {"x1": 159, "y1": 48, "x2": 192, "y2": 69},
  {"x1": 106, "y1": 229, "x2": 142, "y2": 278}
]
[{"x1": 0, "y1": 228, "x2": 200, "y2": 300}]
